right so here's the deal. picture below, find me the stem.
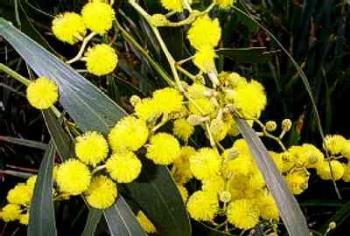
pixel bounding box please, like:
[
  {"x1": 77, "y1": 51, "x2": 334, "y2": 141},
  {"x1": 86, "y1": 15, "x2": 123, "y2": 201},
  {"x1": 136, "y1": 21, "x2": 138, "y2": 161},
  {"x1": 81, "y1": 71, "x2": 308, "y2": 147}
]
[
  {"x1": 66, "y1": 32, "x2": 96, "y2": 64},
  {"x1": 0, "y1": 63, "x2": 30, "y2": 85},
  {"x1": 114, "y1": 20, "x2": 174, "y2": 86}
]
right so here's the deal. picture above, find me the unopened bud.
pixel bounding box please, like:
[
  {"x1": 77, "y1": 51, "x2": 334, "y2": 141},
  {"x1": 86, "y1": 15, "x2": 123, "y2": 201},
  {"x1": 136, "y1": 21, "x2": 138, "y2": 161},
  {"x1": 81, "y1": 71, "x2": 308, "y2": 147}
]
[
  {"x1": 219, "y1": 191, "x2": 232, "y2": 203},
  {"x1": 282, "y1": 119, "x2": 292, "y2": 132},
  {"x1": 129, "y1": 95, "x2": 141, "y2": 107},
  {"x1": 150, "y1": 14, "x2": 169, "y2": 27},
  {"x1": 329, "y1": 221, "x2": 336, "y2": 230},
  {"x1": 265, "y1": 121, "x2": 277, "y2": 132},
  {"x1": 187, "y1": 115, "x2": 208, "y2": 126}
]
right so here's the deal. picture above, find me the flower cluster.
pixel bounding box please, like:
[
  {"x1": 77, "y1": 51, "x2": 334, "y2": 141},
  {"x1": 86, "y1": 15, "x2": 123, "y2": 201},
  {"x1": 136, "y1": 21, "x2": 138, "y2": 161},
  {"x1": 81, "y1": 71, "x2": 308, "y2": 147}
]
[
  {"x1": 0, "y1": 176, "x2": 37, "y2": 225},
  {"x1": 52, "y1": 1, "x2": 118, "y2": 76}
]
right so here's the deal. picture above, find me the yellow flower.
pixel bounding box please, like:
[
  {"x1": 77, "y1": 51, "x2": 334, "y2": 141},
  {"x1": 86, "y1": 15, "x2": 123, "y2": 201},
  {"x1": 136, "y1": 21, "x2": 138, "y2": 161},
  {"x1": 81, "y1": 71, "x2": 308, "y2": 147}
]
[
  {"x1": 216, "y1": 0, "x2": 235, "y2": 9},
  {"x1": 136, "y1": 211, "x2": 157, "y2": 234},
  {"x1": 202, "y1": 175, "x2": 225, "y2": 193},
  {"x1": 51, "y1": 12, "x2": 86, "y2": 44},
  {"x1": 26, "y1": 175, "x2": 37, "y2": 188},
  {"x1": 85, "y1": 175, "x2": 117, "y2": 209},
  {"x1": 108, "y1": 116, "x2": 149, "y2": 152},
  {"x1": 7, "y1": 183, "x2": 32, "y2": 206},
  {"x1": 256, "y1": 193, "x2": 279, "y2": 220},
  {"x1": 75, "y1": 131, "x2": 109, "y2": 166},
  {"x1": 173, "y1": 146, "x2": 196, "y2": 184},
  {"x1": 209, "y1": 118, "x2": 229, "y2": 142},
  {"x1": 187, "y1": 15, "x2": 221, "y2": 50},
  {"x1": 189, "y1": 98, "x2": 216, "y2": 117},
  {"x1": 19, "y1": 212, "x2": 29, "y2": 225},
  {"x1": 342, "y1": 164, "x2": 350, "y2": 182},
  {"x1": 269, "y1": 151, "x2": 284, "y2": 172},
  {"x1": 187, "y1": 83, "x2": 207, "y2": 98},
  {"x1": 173, "y1": 118, "x2": 194, "y2": 142},
  {"x1": 56, "y1": 159, "x2": 91, "y2": 195},
  {"x1": 177, "y1": 184, "x2": 189, "y2": 202},
  {"x1": 219, "y1": 71, "x2": 247, "y2": 88},
  {"x1": 0, "y1": 204, "x2": 21, "y2": 222},
  {"x1": 26, "y1": 76, "x2": 59, "y2": 110},
  {"x1": 190, "y1": 148, "x2": 221, "y2": 180},
  {"x1": 285, "y1": 170, "x2": 309, "y2": 195},
  {"x1": 324, "y1": 135, "x2": 347, "y2": 155},
  {"x1": 161, "y1": 0, "x2": 184, "y2": 12},
  {"x1": 187, "y1": 191, "x2": 218, "y2": 221},
  {"x1": 146, "y1": 133, "x2": 181, "y2": 165},
  {"x1": 134, "y1": 98, "x2": 160, "y2": 121},
  {"x1": 152, "y1": 88, "x2": 183, "y2": 114},
  {"x1": 85, "y1": 44, "x2": 118, "y2": 76},
  {"x1": 81, "y1": 2, "x2": 115, "y2": 34},
  {"x1": 193, "y1": 47, "x2": 216, "y2": 73},
  {"x1": 316, "y1": 160, "x2": 344, "y2": 181},
  {"x1": 232, "y1": 80, "x2": 267, "y2": 119},
  {"x1": 341, "y1": 140, "x2": 350, "y2": 160},
  {"x1": 227, "y1": 199, "x2": 259, "y2": 230},
  {"x1": 105, "y1": 151, "x2": 142, "y2": 183},
  {"x1": 288, "y1": 144, "x2": 324, "y2": 168}
]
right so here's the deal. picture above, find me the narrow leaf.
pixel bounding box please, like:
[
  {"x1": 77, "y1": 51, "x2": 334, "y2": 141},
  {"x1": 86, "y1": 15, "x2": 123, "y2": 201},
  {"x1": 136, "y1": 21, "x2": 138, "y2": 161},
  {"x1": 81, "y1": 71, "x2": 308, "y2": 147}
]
[
  {"x1": 217, "y1": 47, "x2": 278, "y2": 63},
  {"x1": 104, "y1": 197, "x2": 146, "y2": 236},
  {"x1": 42, "y1": 109, "x2": 73, "y2": 161},
  {"x1": 28, "y1": 141, "x2": 57, "y2": 236},
  {"x1": 234, "y1": 117, "x2": 309, "y2": 236},
  {"x1": 127, "y1": 160, "x2": 191, "y2": 236},
  {"x1": 81, "y1": 208, "x2": 103, "y2": 236},
  {"x1": 0, "y1": 135, "x2": 47, "y2": 150}
]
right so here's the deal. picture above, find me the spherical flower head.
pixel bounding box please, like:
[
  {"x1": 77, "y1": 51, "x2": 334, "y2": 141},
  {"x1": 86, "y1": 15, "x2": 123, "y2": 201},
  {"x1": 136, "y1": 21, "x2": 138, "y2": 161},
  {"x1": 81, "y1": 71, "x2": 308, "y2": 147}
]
[
  {"x1": 26, "y1": 175, "x2": 37, "y2": 189},
  {"x1": 187, "y1": 83, "x2": 207, "y2": 99},
  {"x1": 161, "y1": 0, "x2": 184, "y2": 12},
  {"x1": 7, "y1": 183, "x2": 32, "y2": 206},
  {"x1": 202, "y1": 175, "x2": 225, "y2": 193},
  {"x1": 269, "y1": 151, "x2": 284, "y2": 172},
  {"x1": 285, "y1": 170, "x2": 309, "y2": 195},
  {"x1": 342, "y1": 164, "x2": 350, "y2": 182},
  {"x1": 173, "y1": 146, "x2": 196, "y2": 184},
  {"x1": 222, "y1": 155, "x2": 254, "y2": 177},
  {"x1": 134, "y1": 98, "x2": 160, "y2": 121},
  {"x1": 85, "y1": 44, "x2": 118, "y2": 76},
  {"x1": 75, "y1": 131, "x2": 109, "y2": 166},
  {"x1": 177, "y1": 184, "x2": 188, "y2": 202},
  {"x1": 152, "y1": 88, "x2": 183, "y2": 114},
  {"x1": 256, "y1": 193, "x2": 279, "y2": 220},
  {"x1": 189, "y1": 98, "x2": 216, "y2": 117},
  {"x1": 136, "y1": 211, "x2": 157, "y2": 234},
  {"x1": 227, "y1": 199, "x2": 259, "y2": 230},
  {"x1": 52, "y1": 12, "x2": 86, "y2": 44},
  {"x1": 341, "y1": 140, "x2": 350, "y2": 160},
  {"x1": 233, "y1": 80, "x2": 267, "y2": 119},
  {"x1": 108, "y1": 116, "x2": 149, "y2": 152},
  {"x1": 187, "y1": 15, "x2": 222, "y2": 50},
  {"x1": 193, "y1": 47, "x2": 216, "y2": 73},
  {"x1": 173, "y1": 118, "x2": 194, "y2": 142},
  {"x1": 187, "y1": 191, "x2": 218, "y2": 221},
  {"x1": 0, "y1": 204, "x2": 21, "y2": 222},
  {"x1": 324, "y1": 135, "x2": 347, "y2": 155},
  {"x1": 81, "y1": 2, "x2": 115, "y2": 34},
  {"x1": 85, "y1": 175, "x2": 117, "y2": 209},
  {"x1": 19, "y1": 212, "x2": 29, "y2": 225},
  {"x1": 26, "y1": 76, "x2": 59, "y2": 109},
  {"x1": 301, "y1": 143, "x2": 324, "y2": 168},
  {"x1": 210, "y1": 117, "x2": 229, "y2": 142},
  {"x1": 56, "y1": 159, "x2": 91, "y2": 195},
  {"x1": 216, "y1": 0, "x2": 235, "y2": 9},
  {"x1": 219, "y1": 71, "x2": 247, "y2": 88},
  {"x1": 190, "y1": 148, "x2": 221, "y2": 180},
  {"x1": 105, "y1": 151, "x2": 142, "y2": 183},
  {"x1": 146, "y1": 133, "x2": 181, "y2": 165},
  {"x1": 316, "y1": 160, "x2": 344, "y2": 181}
]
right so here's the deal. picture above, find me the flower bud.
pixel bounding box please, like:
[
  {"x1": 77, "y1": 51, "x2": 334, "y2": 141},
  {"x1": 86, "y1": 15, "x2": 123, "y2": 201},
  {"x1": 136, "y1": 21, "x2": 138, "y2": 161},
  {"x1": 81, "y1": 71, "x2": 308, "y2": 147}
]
[
  {"x1": 329, "y1": 222, "x2": 336, "y2": 230},
  {"x1": 129, "y1": 95, "x2": 141, "y2": 107},
  {"x1": 282, "y1": 119, "x2": 292, "y2": 132},
  {"x1": 150, "y1": 14, "x2": 169, "y2": 27},
  {"x1": 219, "y1": 191, "x2": 232, "y2": 203},
  {"x1": 265, "y1": 121, "x2": 277, "y2": 132}
]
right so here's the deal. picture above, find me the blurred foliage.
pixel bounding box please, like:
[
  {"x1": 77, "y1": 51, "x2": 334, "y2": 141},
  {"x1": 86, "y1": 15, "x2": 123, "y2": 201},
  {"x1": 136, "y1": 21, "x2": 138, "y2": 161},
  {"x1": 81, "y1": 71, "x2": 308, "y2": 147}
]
[{"x1": 1, "y1": 0, "x2": 350, "y2": 235}]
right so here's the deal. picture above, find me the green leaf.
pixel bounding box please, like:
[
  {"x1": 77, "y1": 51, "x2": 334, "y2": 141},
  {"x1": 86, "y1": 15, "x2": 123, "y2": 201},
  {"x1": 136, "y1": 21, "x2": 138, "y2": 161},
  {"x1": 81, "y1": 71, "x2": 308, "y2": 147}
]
[
  {"x1": 0, "y1": 17, "x2": 126, "y2": 134},
  {"x1": 0, "y1": 17, "x2": 190, "y2": 236},
  {"x1": 42, "y1": 109, "x2": 73, "y2": 161},
  {"x1": 217, "y1": 47, "x2": 278, "y2": 63},
  {"x1": 104, "y1": 197, "x2": 146, "y2": 236},
  {"x1": 81, "y1": 208, "x2": 103, "y2": 236},
  {"x1": 0, "y1": 135, "x2": 47, "y2": 150},
  {"x1": 127, "y1": 160, "x2": 191, "y2": 236},
  {"x1": 28, "y1": 141, "x2": 57, "y2": 236},
  {"x1": 234, "y1": 117, "x2": 309, "y2": 236}
]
